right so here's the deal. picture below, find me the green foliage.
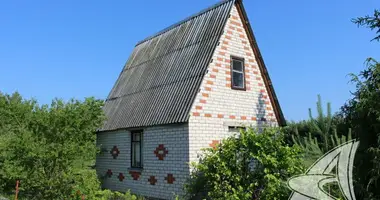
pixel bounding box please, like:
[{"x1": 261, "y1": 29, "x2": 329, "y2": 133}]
[
  {"x1": 352, "y1": 9, "x2": 380, "y2": 41},
  {"x1": 338, "y1": 58, "x2": 380, "y2": 199},
  {"x1": 0, "y1": 92, "x2": 105, "y2": 199},
  {"x1": 185, "y1": 128, "x2": 304, "y2": 200}
]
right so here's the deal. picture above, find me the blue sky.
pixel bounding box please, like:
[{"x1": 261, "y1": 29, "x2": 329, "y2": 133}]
[{"x1": 0, "y1": 0, "x2": 379, "y2": 121}]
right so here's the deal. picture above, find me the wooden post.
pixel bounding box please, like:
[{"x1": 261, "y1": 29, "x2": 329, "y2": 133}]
[
  {"x1": 14, "y1": 180, "x2": 19, "y2": 200},
  {"x1": 81, "y1": 194, "x2": 85, "y2": 200}
]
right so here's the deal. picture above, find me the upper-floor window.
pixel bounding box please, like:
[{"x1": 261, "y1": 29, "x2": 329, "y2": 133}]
[
  {"x1": 230, "y1": 56, "x2": 245, "y2": 90},
  {"x1": 131, "y1": 130, "x2": 143, "y2": 168}
]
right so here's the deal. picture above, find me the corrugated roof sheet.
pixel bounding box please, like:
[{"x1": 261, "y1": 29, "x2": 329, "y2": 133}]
[{"x1": 100, "y1": 0, "x2": 236, "y2": 131}]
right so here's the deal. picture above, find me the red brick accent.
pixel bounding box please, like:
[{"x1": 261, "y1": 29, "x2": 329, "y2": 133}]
[
  {"x1": 129, "y1": 171, "x2": 141, "y2": 180},
  {"x1": 268, "y1": 113, "x2": 274, "y2": 117},
  {"x1": 226, "y1": 83, "x2": 231, "y2": 87},
  {"x1": 256, "y1": 77, "x2": 261, "y2": 81},
  {"x1": 230, "y1": 20, "x2": 241, "y2": 26},
  {"x1": 225, "y1": 59, "x2": 231, "y2": 63},
  {"x1": 260, "y1": 89, "x2": 266, "y2": 93},
  {"x1": 245, "y1": 69, "x2": 250, "y2": 73},
  {"x1": 212, "y1": 68, "x2": 219, "y2": 73},
  {"x1": 239, "y1": 34, "x2": 245, "y2": 38},
  {"x1": 245, "y1": 75, "x2": 251, "y2": 79},
  {"x1": 223, "y1": 40, "x2": 229, "y2": 45},
  {"x1": 195, "y1": 106, "x2": 202, "y2": 110},
  {"x1": 251, "y1": 117, "x2": 257, "y2": 121},
  {"x1": 226, "y1": 77, "x2": 231, "y2": 81},
  {"x1": 106, "y1": 169, "x2": 113, "y2": 178},
  {"x1": 227, "y1": 30, "x2": 233, "y2": 35},
  {"x1": 205, "y1": 87, "x2": 212, "y2": 91},
  {"x1": 165, "y1": 174, "x2": 176, "y2": 184},
  {"x1": 265, "y1": 101, "x2": 270, "y2": 105},
  {"x1": 225, "y1": 35, "x2": 232, "y2": 40},
  {"x1": 228, "y1": 26, "x2": 235, "y2": 30},
  {"x1": 225, "y1": 71, "x2": 231, "y2": 75},
  {"x1": 258, "y1": 83, "x2": 264, "y2": 87},
  {"x1": 210, "y1": 74, "x2": 216, "y2": 78},
  {"x1": 246, "y1": 52, "x2": 252, "y2": 56},
  {"x1": 249, "y1": 59, "x2": 255, "y2": 63},
  {"x1": 217, "y1": 114, "x2": 224, "y2": 118},
  {"x1": 110, "y1": 146, "x2": 120, "y2": 159},
  {"x1": 148, "y1": 176, "x2": 157, "y2": 185},
  {"x1": 204, "y1": 113, "x2": 212, "y2": 118},
  {"x1": 241, "y1": 116, "x2": 247, "y2": 120},
  {"x1": 231, "y1": 15, "x2": 239, "y2": 20},
  {"x1": 253, "y1": 71, "x2": 259, "y2": 75},
  {"x1": 154, "y1": 144, "x2": 169, "y2": 160},
  {"x1": 118, "y1": 173, "x2": 125, "y2": 181},
  {"x1": 229, "y1": 115, "x2": 236, "y2": 119},
  {"x1": 263, "y1": 95, "x2": 268, "y2": 99},
  {"x1": 244, "y1": 46, "x2": 250, "y2": 50},
  {"x1": 209, "y1": 140, "x2": 220, "y2": 149},
  {"x1": 219, "y1": 51, "x2": 226, "y2": 56},
  {"x1": 221, "y1": 46, "x2": 228, "y2": 50},
  {"x1": 206, "y1": 80, "x2": 214, "y2": 85},
  {"x1": 242, "y1": 40, "x2": 247, "y2": 44},
  {"x1": 200, "y1": 99, "x2": 207, "y2": 104},
  {"x1": 202, "y1": 93, "x2": 209, "y2": 97},
  {"x1": 266, "y1": 107, "x2": 272, "y2": 111},
  {"x1": 193, "y1": 112, "x2": 200, "y2": 116},
  {"x1": 237, "y1": 28, "x2": 243, "y2": 32},
  {"x1": 215, "y1": 63, "x2": 222, "y2": 67},
  {"x1": 246, "y1": 81, "x2": 251, "y2": 85},
  {"x1": 217, "y1": 57, "x2": 223, "y2": 62}
]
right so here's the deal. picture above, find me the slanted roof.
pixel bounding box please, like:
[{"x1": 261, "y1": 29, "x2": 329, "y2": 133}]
[{"x1": 100, "y1": 0, "x2": 285, "y2": 132}]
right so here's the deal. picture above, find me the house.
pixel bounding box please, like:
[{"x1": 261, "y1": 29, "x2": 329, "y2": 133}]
[{"x1": 95, "y1": 0, "x2": 285, "y2": 199}]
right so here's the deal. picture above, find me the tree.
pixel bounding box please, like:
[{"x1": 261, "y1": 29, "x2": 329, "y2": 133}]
[{"x1": 0, "y1": 92, "x2": 105, "y2": 199}]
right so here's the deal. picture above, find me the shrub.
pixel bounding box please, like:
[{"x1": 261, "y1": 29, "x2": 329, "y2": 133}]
[{"x1": 185, "y1": 128, "x2": 304, "y2": 199}]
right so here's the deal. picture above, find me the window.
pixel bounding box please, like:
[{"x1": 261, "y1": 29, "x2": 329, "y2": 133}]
[
  {"x1": 230, "y1": 56, "x2": 245, "y2": 90},
  {"x1": 131, "y1": 131, "x2": 143, "y2": 168},
  {"x1": 228, "y1": 126, "x2": 246, "y2": 133}
]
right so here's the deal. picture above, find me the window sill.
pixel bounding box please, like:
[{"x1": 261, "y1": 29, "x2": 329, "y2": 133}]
[
  {"x1": 128, "y1": 167, "x2": 143, "y2": 172},
  {"x1": 231, "y1": 87, "x2": 246, "y2": 91}
]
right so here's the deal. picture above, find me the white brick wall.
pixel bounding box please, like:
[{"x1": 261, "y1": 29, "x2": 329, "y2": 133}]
[
  {"x1": 188, "y1": 5, "x2": 278, "y2": 163},
  {"x1": 96, "y1": 123, "x2": 189, "y2": 199}
]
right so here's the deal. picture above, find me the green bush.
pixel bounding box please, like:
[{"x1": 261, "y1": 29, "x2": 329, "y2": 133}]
[
  {"x1": 185, "y1": 128, "x2": 304, "y2": 199},
  {"x1": 0, "y1": 92, "x2": 105, "y2": 199}
]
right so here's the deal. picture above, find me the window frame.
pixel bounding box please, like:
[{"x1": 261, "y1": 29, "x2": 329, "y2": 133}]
[
  {"x1": 230, "y1": 56, "x2": 246, "y2": 91},
  {"x1": 130, "y1": 130, "x2": 143, "y2": 169}
]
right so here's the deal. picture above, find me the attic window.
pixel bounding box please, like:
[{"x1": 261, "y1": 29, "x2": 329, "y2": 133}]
[{"x1": 230, "y1": 56, "x2": 246, "y2": 90}]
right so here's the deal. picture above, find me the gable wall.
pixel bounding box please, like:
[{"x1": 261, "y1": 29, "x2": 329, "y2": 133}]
[
  {"x1": 188, "y1": 4, "x2": 278, "y2": 163},
  {"x1": 96, "y1": 123, "x2": 189, "y2": 199}
]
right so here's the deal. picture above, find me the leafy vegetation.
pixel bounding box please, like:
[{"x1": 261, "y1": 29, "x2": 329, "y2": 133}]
[{"x1": 185, "y1": 128, "x2": 304, "y2": 200}]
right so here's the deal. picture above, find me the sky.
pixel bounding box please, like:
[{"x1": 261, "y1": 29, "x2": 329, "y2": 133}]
[{"x1": 0, "y1": 0, "x2": 379, "y2": 121}]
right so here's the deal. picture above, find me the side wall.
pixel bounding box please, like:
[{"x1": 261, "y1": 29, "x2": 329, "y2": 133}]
[
  {"x1": 96, "y1": 123, "x2": 189, "y2": 199},
  {"x1": 188, "y1": 5, "x2": 278, "y2": 163}
]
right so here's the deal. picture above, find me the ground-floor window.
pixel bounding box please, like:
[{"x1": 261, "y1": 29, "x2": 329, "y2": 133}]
[{"x1": 131, "y1": 130, "x2": 143, "y2": 168}]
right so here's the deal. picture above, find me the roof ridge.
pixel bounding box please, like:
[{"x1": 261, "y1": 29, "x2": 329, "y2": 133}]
[{"x1": 135, "y1": 0, "x2": 235, "y2": 46}]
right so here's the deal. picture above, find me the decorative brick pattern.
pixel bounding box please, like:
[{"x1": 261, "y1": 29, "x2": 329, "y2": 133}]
[
  {"x1": 209, "y1": 140, "x2": 220, "y2": 149},
  {"x1": 165, "y1": 174, "x2": 176, "y2": 184},
  {"x1": 118, "y1": 173, "x2": 125, "y2": 182},
  {"x1": 110, "y1": 146, "x2": 120, "y2": 159},
  {"x1": 129, "y1": 171, "x2": 141, "y2": 180},
  {"x1": 148, "y1": 176, "x2": 157, "y2": 185},
  {"x1": 154, "y1": 144, "x2": 169, "y2": 160},
  {"x1": 106, "y1": 169, "x2": 113, "y2": 178}
]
